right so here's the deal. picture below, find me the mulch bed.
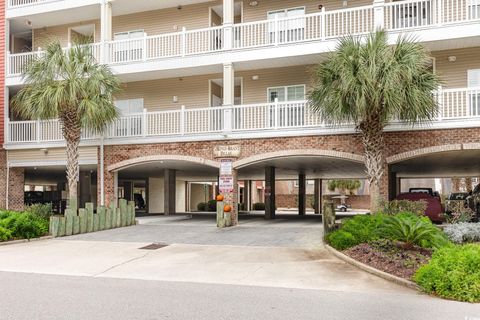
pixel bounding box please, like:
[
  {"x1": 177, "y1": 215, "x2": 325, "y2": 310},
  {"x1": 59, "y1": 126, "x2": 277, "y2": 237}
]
[{"x1": 343, "y1": 240, "x2": 432, "y2": 280}]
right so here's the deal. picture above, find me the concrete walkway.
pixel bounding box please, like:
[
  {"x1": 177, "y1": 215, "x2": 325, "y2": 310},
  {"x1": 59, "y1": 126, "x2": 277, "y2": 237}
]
[{"x1": 0, "y1": 215, "x2": 415, "y2": 295}]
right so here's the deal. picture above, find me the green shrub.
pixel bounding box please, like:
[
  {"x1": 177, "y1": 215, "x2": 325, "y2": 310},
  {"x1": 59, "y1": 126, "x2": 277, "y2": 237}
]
[
  {"x1": 253, "y1": 203, "x2": 265, "y2": 210},
  {"x1": 378, "y1": 213, "x2": 449, "y2": 249},
  {"x1": 207, "y1": 200, "x2": 217, "y2": 212},
  {"x1": 414, "y1": 244, "x2": 480, "y2": 302},
  {"x1": 26, "y1": 203, "x2": 53, "y2": 220},
  {"x1": 0, "y1": 211, "x2": 49, "y2": 240},
  {"x1": 197, "y1": 202, "x2": 207, "y2": 211},
  {"x1": 378, "y1": 200, "x2": 427, "y2": 216},
  {"x1": 0, "y1": 226, "x2": 12, "y2": 241},
  {"x1": 326, "y1": 214, "x2": 384, "y2": 250}
]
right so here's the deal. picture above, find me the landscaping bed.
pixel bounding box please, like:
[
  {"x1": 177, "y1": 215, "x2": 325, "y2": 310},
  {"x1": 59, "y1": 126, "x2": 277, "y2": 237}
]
[
  {"x1": 344, "y1": 240, "x2": 431, "y2": 280},
  {"x1": 326, "y1": 201, "x2": 480, "y2": 303}
]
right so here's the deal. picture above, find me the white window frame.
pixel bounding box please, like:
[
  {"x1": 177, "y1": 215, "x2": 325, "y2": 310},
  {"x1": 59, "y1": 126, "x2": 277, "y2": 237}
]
[
  {"x1": 267, "y1": 7, "x2": 306, "y2": 43},
  {"x1": 267, "y1": 84, "x2": 306, "y2": 103},
  {"x1": 113, "y1": 29, "x2": 146, "y2": 62}
]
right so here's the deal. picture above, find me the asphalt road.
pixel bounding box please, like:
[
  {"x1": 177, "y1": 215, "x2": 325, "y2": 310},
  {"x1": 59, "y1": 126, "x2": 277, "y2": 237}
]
[{"x1": 0, "y1": 271, "x2": 478, "y2": 320}]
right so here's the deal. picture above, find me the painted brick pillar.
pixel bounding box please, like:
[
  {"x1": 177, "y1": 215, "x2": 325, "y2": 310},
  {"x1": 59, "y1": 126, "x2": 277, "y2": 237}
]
[
  {"x1": 265, "y1": 166, "x2": 276, "y2": 220},
  {"x1": 8, "y1": 167, "x2": 24, "y2": 211},
  {"x1": 223, "y1": 167, "x2": 238, "y2": 226},
  {"x1": 298, "y1": 173, "x2": 306, "y2": 216}
]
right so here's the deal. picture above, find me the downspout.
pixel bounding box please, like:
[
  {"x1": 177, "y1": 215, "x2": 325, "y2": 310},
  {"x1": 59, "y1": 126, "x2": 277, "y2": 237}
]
[
  {"x1": 5, "y1": 152, "x2": 9, "y2": 210},
  {"x1": 100, "y1": 136, "x2": 105, "y2": 206}
]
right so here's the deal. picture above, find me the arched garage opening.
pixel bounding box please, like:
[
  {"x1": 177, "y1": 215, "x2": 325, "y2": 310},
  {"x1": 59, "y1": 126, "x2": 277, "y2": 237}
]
[
  {"x1": 388, "y1": 146, "x2": 480, "y2": 202},
  {"x1": 109, "y1": 155, "x2": 220, "y2": 216},
  {"x1": 234, "y1": 150, "x2": 370, "y2": 220}
]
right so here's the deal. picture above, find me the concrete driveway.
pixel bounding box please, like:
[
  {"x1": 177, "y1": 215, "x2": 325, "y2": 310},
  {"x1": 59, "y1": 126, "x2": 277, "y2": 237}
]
[
  {"x1": 64, "y1": 214, "x2": 324, "y2": 248},
  {"x1": 0, "y1": 214, "x2": 415, "y2": 295}
]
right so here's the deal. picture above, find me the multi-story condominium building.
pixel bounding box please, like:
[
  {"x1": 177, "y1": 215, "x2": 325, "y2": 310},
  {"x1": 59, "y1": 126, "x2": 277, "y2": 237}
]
[{"x1": 1, "y1": 0, "x2": 480, "y2": 224}]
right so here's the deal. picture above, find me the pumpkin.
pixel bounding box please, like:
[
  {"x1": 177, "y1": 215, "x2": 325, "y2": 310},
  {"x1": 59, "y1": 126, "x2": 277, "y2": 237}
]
[
  {"x1": 224, "y1": 205, "x2": 232, "y2": 213},
  {"x1": 216, "y1": 194, "x2": 224, "y2": 201}
]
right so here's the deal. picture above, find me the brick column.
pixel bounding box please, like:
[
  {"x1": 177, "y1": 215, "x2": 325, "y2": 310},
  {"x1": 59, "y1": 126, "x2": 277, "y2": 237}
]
[
  {"x1": 8, "y1": 167, "x2": 24, "y2": 211},
  {"x1": 217, "y1": 158, "x2": 238, "y2": 226}
]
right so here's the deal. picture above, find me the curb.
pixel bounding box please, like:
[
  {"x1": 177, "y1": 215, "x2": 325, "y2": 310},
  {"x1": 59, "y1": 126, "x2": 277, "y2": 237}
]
[
  {"x1": 325, "y1": 244, "x2": 420, "y2": 291},
  {"x1": 0, "y1": 235, "x2": 54, "y2": 247}
]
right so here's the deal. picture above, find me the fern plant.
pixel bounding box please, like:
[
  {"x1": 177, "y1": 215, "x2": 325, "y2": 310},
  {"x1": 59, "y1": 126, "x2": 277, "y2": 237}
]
[{"x1": 378, "y1": 214, "x2": 448, "y2": 249}]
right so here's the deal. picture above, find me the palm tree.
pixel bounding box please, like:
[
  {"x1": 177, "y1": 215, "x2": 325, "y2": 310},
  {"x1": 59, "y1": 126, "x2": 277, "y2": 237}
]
[
  {"x1": 327, "y1": 179, "x2": 361, "y2": 204},
  {"x1": 309, "y1": 30, "x2": 440, "y2": 211},
  {"x1": 12, "y1": 42, "x2": 121, "y2": 209}
]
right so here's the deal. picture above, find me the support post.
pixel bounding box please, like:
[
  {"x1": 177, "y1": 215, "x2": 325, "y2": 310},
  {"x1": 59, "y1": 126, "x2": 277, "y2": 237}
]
[
  {"x1": 314, "y1": 179, "x2": 322, "y2": 215},
  {"x1": 265, "y1": 166, "x2": 276, "y2": 220},
  {"x1": 298, "y1": 173, "x2": 306, "y2": 216},
  {"x1": 223, "y1": 0, "x2": 234, "y2": 50},
  {"x1": 244, "y1": 180, "x2": 252, "y2": 212},
  {"x1": 373, "y1": 0, "x2": 385, "y2": 29},
  {"x1": 222, "y1": 62, "x2": 235, "y2": 133},
  {"x1": 388, "y1": 165, "x2": 398, "y2": 201},
  {"x1": 100, "y1": 0, "x2": 112, "y2": 64},
  {"x1": 164, "y1": 169, "x2": 176, "y2": 215}
]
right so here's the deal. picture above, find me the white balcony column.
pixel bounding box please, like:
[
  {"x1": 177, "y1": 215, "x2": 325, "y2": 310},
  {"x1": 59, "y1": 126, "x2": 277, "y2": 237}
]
[
  {"x1": 223, "y1": 62, "x2": 235, "y2": 132},
  {"x1": 223, "y1": 0, "x2": 234, "y2": 50},
  {"x1": 100, "y1": 0, "x2": 113, "y2": 63},
  {"x1": 373, "y1": 0, "x2": 385, "y2": 29}
]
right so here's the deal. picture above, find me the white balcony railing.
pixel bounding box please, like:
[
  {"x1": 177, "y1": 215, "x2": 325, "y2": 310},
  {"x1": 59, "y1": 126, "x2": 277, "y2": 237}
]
[
  {"x1": 7, "y1": 0, "x2": 58, "y2": 8},
  {"x1": 6, "y1": 87, "x2": 480, "y2": 144},
  {"x1": 8, "y1": 43, "x2": 102, "y2": 77},
  {"x1": 7, "y1": 0, "x2": 480, "y2": 77}
]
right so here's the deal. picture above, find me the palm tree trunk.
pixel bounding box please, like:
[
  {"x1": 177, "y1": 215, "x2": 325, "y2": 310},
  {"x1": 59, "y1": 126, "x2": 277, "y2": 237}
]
[
  {"x1": 61, "y1": 109, "x2": 81, "y2": 211},
  {"x1": 359, "y1": 120, "x2": 385, "y2": 213}
]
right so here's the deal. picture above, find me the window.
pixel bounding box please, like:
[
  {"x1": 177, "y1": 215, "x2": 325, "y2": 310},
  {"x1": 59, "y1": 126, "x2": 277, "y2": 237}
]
[
  {"x1": 267, "y1": 7, "x2": 306, "y2": 43},
  {"x1": 114, "y1": 99, "x2": 144, "y2": 136},
  {"x1": 468, "y1": 69, "x2": 480, "y2": 116},
  {"x1": 268, "y1": 85, "x2": 305, "y2": 103},
  {"x1": 113, "y1": 30, "x2": 145, "y2": 62},
  {"x1": 267, "y1": 85, "x2": 306, "y2": 127},
  {"x1": 391, "y1": 0, "x2": 432, "y2": 29}
]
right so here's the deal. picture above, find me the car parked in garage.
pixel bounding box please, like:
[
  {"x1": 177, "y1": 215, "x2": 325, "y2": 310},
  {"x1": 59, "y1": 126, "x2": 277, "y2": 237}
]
[
  {"x1": 467, "y1": 184, "x2": 480, "y2": 220},
  {"x1": 395, "y1": 190, "x2": 444, "y2": 223}
]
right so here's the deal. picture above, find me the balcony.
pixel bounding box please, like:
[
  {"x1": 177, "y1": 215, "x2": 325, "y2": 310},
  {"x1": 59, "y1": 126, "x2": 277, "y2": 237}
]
[
  {"x1": 7, "y1": 0, "x2": 480, "y2": 78},
  {"x1": 5, "y1": 87, "x2": 480, "y2": 147},
  {"x1": 7, "y1": 0, "x2": 59, "y2": 8}
]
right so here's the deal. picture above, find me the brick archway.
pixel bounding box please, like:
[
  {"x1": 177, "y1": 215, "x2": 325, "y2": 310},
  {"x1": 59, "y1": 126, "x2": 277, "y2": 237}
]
[
  {"x1": 386, "y1": 144, "x2": 464, "y2": 164},
  {"x1": 234, "y1": 149, "x2": 365, "y2": 169},
  {"x1": 107, "y1": 154, "x2": 220, "y2": 172}
]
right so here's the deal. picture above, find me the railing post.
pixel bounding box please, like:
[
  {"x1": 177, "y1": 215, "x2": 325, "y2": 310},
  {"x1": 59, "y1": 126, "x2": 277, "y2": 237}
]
[
  {"x1": 437, "y1": 86, "x2": 443, "y2": 120},
  {"x1": 437, "y1": 0, "x2": 443, "y2": 25},
  {"x1": 223, "y1": 106, "x2": 233, "y2": 133},
  {"x1": 321, "y1": 7, "x2": 326, "y2": 40},
  {"x1": 6, "y1": 51, "x2": 10, "y2": 76},
  {"x1": 36, "y1": 119, "x2": 40, "y2": 142},
  {"x1": 180, "y1": 105, "x2": 186, "y2": 134},
  {"x1": 182, "y1": 27, "x2": 187, "y2": 57},
  {"x1": 373, "y1": 0, "x2": 385, "y2": 29},
  {"x1": 142, "y1": 33, "x2": 147, "y2": 61},
  {"x1": 142, "y1": 108, "x2": 147, "y2": 137},
  {"x1": 5, "y1": 117, "x2": 9, "y2": 144},
  {"x1": 274, "y1": 98, "x2": 279, "y2": 129},
  {"x1": 275, "y1": 15, "x2": 280, "y2": 46}
]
